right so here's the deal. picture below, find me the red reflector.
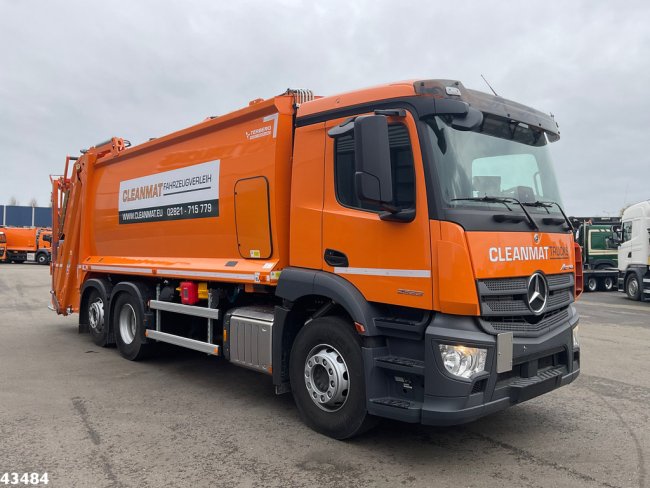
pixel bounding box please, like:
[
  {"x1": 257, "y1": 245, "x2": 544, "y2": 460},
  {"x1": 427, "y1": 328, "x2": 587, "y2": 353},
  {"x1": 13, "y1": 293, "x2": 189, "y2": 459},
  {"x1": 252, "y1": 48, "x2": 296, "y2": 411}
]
[
  {"x1": 354, "y1": 322, "x2": 366, "y2": 334},
  {"x1": 179, "y1": 281, "x2": 199, "y2": 305}
]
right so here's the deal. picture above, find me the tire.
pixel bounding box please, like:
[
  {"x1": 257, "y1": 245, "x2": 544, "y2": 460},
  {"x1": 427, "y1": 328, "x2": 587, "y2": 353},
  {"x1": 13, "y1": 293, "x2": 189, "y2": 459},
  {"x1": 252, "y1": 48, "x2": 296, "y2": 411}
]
[
  {"x1": 601, "y1": 277, "x2": 614, "y2": 291},
  {"x1": 625, "y1": 274, "x2": 641, "y2": 301},
  {"x1": 586, "y1": 277, "x2": 598, "y2": 292},
  {"x1": 289, "y1": 316, "x2": 377, "y2": 439},
  {"x1": 113, "y1": 291, "x2": 152, "y2": 361},
  {"x1": 86, "y1": 289, "x2": 109, "y2": 347},
  {"x1": 36, "y1": 253, "x2": 49, "y2": 265}
]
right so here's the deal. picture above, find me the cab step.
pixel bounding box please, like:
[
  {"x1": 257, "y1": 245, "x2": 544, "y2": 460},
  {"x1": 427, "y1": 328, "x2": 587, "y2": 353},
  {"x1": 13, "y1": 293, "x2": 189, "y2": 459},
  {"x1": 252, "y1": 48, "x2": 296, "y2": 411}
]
[
  {"x1": 369, "y1": 397, "x2": 422, "y2": 423},
  {"x1": 145, "y1": 329, "x2": 220, "y2": 356},
  {"x1": 374, "y1": 356, "x2": 425, "y2": 375}
]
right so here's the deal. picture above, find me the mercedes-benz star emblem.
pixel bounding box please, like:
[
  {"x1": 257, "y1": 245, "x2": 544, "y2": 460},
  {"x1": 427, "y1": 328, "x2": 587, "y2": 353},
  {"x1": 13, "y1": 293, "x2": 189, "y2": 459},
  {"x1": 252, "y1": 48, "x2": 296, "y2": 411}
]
[
  {"x1": 533, "y1": 233, "x2": 540, "y2": 243},
  {"x1": 527, "y1": 272, "x2": 548, "y2": 314}
]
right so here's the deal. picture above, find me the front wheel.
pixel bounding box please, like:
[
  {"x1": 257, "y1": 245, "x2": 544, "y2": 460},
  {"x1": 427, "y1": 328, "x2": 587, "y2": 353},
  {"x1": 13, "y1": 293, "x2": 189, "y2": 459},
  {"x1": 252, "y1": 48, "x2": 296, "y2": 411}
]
[
  {"x1": 289, "y1": 316, "x2": 377, "y2": 439},
  {"x1": 586, "y1": 277, "x2": 598, "y2": 292},
  {"x1": 36, "y1": 253, "x2": 49, "y2": 265},
  {"x1": 626, "y1": 274, "x2": 641, "y2": 301},
  {"x1": 113, "y1": 292, "x2": 152, "y2": 361}
]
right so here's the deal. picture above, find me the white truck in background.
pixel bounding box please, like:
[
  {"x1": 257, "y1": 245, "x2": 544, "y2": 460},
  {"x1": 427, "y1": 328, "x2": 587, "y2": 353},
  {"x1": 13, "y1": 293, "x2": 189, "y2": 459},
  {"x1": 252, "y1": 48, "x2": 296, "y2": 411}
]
[{"x1": 617, "y1": 200, "x2": 650, "y2": 301}]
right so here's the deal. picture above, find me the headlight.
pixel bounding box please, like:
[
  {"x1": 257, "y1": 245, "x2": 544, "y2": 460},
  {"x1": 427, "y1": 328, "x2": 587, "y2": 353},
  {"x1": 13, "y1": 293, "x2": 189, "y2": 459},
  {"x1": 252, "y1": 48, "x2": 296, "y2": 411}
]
[
  {"x1": 439, "y1": 344, "x2": 487, "y2": 379},
  {"x1": 572, "y1": 325, "x2": 579, "y2": 349}
]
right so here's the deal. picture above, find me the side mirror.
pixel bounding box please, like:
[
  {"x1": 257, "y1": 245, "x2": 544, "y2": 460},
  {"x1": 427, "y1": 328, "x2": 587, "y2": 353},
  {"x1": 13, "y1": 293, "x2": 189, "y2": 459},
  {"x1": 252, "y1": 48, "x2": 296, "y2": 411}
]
[
  {"x1": 451, "y1": 106, "x2": 483, "y2": 131},
  {"x1": 421, "y1": 98, "x2": 483, "y2": 131},
  {"x1": 353, "y1": 115, "x2": 394, "y2": 208}
]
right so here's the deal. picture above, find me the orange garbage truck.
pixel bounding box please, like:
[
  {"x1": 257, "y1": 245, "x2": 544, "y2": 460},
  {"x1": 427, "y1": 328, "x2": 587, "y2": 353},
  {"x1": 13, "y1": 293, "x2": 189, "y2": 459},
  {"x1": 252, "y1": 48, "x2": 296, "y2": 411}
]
[
  {"x1": 0, "y1": 227, "x2": 52, "y2": 264},
  {"x1": 50, "y1": 80, "x2": 582, "y2": 438}
]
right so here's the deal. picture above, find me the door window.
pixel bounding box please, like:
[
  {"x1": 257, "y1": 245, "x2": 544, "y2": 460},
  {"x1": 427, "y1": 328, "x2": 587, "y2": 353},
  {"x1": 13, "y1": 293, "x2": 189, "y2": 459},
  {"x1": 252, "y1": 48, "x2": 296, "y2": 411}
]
[
  {"x1": 622, "y1": 221, "x2": 633, "y2": 243},
  {"x1": 334, "y1": 124, "x2": 415, "y2": 212}
]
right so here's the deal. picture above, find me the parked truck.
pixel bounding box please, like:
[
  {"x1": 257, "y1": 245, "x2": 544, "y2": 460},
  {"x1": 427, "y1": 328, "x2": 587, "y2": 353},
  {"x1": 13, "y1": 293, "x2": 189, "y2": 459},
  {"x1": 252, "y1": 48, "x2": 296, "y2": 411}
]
[
  {"x1": 617, "y1": 200, "x2": 650, "y2": 301},
  {"x1": 572, "y1": 217, "x2": 620, "y2": 292},
  {"x1": 0, "y1": 227, "x2": 52, "y2": 264},
  {"x1": 50, "y1": 80, "x2": 581, "y2": 439}
]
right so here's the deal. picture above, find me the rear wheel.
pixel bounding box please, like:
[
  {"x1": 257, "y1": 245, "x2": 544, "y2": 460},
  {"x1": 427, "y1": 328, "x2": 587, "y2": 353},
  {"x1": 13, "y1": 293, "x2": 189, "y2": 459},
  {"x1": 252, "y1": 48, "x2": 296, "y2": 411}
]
[
  {"x1": 289, "y1": 316, "x2": 377, "y2": 439},
  {"x1": 87, "y1": 289, "x2": 109, "y2": 347},
  {"x1": 113, "y1": 292, "x2": 152, "y2": 361},
  {"x1": 586, "y1": 276, "x2": 598, "y2": 292},
  {"x1": 601, "y1": 276, "x2": 614, "y2": 291},
  {"x1": 625, "y1": 274, "x2": 641, "y2": 301}
]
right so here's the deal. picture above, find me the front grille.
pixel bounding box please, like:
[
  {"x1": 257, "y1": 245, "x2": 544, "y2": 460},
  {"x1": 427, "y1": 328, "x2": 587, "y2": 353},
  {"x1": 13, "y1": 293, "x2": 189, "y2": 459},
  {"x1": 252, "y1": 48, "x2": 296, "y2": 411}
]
[
  {"x1": 547, "y1": 289, "x2": 572, "y2": 308},
  {"x1": 477, "y1": 273, "x2": 574, "y2": 337},
  {"x1": 482, "y1": 296, "x2": 529, "y2": 313},
  {"x1": 482, "y1": 277, "x2": 527, "y2": 292},
  {"x1": 487, "y1": 308, "x2": 569, "y2": 334},
  {"x1": 547, "y1": 273, "x2": 572, "y2": 288}
]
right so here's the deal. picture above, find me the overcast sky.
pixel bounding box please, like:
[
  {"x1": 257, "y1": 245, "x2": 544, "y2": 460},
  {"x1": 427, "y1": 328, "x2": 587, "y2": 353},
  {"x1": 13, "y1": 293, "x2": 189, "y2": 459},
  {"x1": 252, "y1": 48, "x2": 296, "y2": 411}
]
[{"x1": 1, "y1": 0, "x2": 649, "y2": 216}]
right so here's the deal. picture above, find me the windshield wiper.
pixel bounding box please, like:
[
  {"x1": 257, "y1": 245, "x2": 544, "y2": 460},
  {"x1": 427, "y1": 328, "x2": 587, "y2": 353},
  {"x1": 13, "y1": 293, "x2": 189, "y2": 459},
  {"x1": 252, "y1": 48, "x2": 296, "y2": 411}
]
[
  {"x1": 522, "y1": 200, "x2": 574, "y2": 231},
  {"x1": 452, "y1": 196, "x2": 539, "y2": 230},
  {"x1": 452, "y1": 196, "x2": 513, "y2": 210}
]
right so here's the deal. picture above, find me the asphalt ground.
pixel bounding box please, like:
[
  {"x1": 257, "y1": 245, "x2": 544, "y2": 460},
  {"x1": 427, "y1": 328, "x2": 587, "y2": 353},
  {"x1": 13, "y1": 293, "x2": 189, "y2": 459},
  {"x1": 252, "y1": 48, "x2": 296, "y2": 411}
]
[{"x1": 0, "y1": 263, "x2": 648, "y2": 488}]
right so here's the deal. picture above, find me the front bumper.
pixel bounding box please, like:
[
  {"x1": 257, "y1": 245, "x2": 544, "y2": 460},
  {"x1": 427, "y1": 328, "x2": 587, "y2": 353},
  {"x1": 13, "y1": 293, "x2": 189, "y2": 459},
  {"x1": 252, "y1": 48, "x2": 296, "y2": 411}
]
[
  {"x1": 420, "y1": 362, "x2": 579, "y2": 426},
  {"x1": 365, "y1": 306, "x2": 580, "y2": 425}
]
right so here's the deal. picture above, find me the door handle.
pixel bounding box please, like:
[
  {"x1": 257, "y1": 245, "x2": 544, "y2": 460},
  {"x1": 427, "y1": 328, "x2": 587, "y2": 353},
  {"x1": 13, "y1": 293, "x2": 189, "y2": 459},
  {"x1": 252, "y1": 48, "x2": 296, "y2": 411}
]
[
  {"x1": 628, "y1": 252, "x2": 632, "y2": 258},
  {"x1": 324, "y1": 248, "x2": 349, "y2": 267}
]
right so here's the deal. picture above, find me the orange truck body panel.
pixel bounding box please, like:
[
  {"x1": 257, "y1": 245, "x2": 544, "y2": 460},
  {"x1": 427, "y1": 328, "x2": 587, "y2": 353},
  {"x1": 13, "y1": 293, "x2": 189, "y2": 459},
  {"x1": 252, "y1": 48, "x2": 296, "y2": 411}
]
[
  {"x1": 3, "y1": 227, "x2": 39, "y2": 252},
  {"x1": 52, "y1": 95, "x2": 294, "y2": 313}
]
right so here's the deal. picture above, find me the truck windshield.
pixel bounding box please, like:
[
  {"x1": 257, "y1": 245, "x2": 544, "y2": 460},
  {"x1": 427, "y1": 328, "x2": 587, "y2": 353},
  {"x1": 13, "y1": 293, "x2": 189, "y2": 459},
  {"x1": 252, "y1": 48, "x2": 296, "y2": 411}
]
[{"x1": 425, "y1": 114, "x2": 563, "y2": 213}]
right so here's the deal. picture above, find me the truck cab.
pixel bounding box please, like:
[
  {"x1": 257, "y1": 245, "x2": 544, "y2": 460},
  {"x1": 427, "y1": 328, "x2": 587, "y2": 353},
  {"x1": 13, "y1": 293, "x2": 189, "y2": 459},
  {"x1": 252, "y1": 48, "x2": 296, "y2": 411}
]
[
  {"x1": 573, "y1": 218, "x2": 620, "y2": 291},
  {"x1": 35, "y1": 228, "x2": 52, "y2": 265},
  {"x1": 284, "y1": 80, "x2": 581, "y2": 431},
  {"x1": 618, "y1": 201, "x2": 650, "y2": 300}
]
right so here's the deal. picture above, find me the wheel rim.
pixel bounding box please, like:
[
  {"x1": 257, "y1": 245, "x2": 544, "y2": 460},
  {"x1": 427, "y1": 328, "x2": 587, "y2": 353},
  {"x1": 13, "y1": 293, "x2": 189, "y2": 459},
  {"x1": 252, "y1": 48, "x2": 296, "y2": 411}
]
[
  {"x1": 304, "y1": 344, "x2": 349, "y2": 412},
  {"x1": 628, "y1": 278, "x2": 639, "y2": 297},
  {"x1": 588, "y1": 278, "x2": 597, "y2": 291},
  {"x1": 119, "y1": 303, "x2": 137, "y2": 345},
  {"x1": 88, "y1": 298, "x2": 104, "y2": 332},
  {"x1": 604, "y1": 278, "x2": 613, "y2": 289}
]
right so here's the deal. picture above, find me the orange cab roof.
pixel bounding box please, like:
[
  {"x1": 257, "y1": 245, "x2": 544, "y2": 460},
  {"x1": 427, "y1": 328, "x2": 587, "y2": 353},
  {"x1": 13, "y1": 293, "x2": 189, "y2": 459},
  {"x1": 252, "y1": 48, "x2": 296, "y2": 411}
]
[{"x1": 297, "y1": 80, "x2": 418, "y2": 118}]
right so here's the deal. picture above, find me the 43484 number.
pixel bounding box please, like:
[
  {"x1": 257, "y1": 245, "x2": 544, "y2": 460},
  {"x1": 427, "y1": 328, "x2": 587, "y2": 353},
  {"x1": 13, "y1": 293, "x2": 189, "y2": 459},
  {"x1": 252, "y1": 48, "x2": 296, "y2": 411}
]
[{"x1": 0, "y1": 473, "x2": 49, "y2": 485}]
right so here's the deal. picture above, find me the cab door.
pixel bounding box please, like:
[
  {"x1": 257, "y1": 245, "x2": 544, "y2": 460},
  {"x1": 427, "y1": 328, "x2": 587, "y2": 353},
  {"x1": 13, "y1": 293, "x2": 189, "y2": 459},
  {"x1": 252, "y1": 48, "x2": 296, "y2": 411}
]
[
  {"x1": 619, "y1": 220, "x2": 634, "y2": 270},
  {"x1": 321, "y1": 112, "x2": 432, "y2": 309}
]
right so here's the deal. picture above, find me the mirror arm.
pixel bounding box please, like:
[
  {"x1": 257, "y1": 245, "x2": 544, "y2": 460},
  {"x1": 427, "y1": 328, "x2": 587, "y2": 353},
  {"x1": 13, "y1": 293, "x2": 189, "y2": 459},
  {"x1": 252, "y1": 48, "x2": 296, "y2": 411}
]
[
  {"x1": 379, "y1": 208, "x2": 415, "y2": 223},
  {"x1": 327, "y1": 117, "x2": 357, "y2": 138},
  {"x1": 374, "y1": 109, "x2": 406, "y2": 117}
]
